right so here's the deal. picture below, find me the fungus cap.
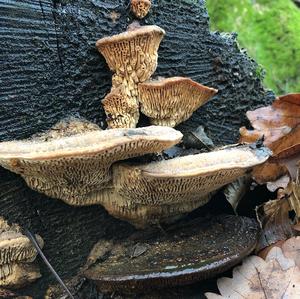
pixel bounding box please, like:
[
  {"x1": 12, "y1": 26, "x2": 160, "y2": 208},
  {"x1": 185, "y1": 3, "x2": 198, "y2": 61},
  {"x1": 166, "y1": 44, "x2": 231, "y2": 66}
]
[
  {"x1": 0, "y1": 217, "x2": 43, "y2": 289},
  {"x1": 130, "y1": 0, "x2": 152, "y2": 19},
  {"x1": 0, "y1": 217, "x2": 43, "y2": 266},
  {"x1": 138, "y1": 77, "x2": 218, "y2": 127},
  {"x1": 95, "y1": 145, "x2": 270, "y2": 228},
  {"x1": 96, "y1": 25, "x2": 165, "y2": 74},
  {"x1": 102, "y1": 87, "x2": 139, "y2": 129},
  {"x1": 84, "y1": 215, "x2": 259, "y2": 293},
  {"x1": 0, "y1": 126, "x2": 182, "y2": 205}
]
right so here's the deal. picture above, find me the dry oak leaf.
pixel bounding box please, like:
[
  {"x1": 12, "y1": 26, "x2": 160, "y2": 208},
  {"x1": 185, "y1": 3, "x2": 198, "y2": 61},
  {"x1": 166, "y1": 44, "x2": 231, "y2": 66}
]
[
  {"x1": 205, "y1": 246, "x2": 300, "y2": 299},
  {"x1": 240, "y1": 94, "x2": 300, "y2": 184}
]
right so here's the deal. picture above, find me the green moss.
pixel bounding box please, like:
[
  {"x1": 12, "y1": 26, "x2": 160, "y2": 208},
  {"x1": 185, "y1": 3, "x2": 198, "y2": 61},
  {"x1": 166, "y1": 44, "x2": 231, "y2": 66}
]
[{"x1": 206, "y1": 0, "x2": 300, "y2": 94}]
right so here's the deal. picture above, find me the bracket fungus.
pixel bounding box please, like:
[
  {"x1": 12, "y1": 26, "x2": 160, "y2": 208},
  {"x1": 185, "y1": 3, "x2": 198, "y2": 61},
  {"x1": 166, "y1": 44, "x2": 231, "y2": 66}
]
[
  {"x1": 102, "y1": 87, "x2": 139, "y2": 129},
  {"x1": 95, "y1": 144, "x2": 271, "y2": 228},
  {"x1": 130, "y1": 0, "x2": 151, "y2": 19},
  {"x1": 138, "y1": 77, "x2": 218, "y2": 127},
  {"x1": 96, "y1": 24, "x2": 165, "y2": 128},
  {"x1": 84, "y1": 215, "x2": 259, "y2": 293},
  {"x1": 0, "y1": 126, "x2": 182, "y2": 206},
  {"x1": 0, "y1": 217, "x2": 43, "y2": 288}
]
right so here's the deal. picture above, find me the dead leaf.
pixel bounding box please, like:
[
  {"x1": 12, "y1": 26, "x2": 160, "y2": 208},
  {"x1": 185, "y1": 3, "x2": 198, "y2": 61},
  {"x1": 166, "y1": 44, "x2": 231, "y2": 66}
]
[
  {"x1": 255, "y1": 198, "x2": 296, "y2": 251},
  {"x1": 223, "y1": 176, "x2": 251, "y2": 213},
  {"x1": 266, "y1": 175, "x2": 290, "y2": 192},
  {"x1": 282, "y1": 237, "x2": 300, "y2": 268},
  {"x1": 240, "y1": 94, "x2": 300, "y2": 146},
  {"x1": 240, "y1": 94, "x2": 300, "y2": 184},
  {"x1": 205, "y1": 246, "x2": 300, "y2": 299}
]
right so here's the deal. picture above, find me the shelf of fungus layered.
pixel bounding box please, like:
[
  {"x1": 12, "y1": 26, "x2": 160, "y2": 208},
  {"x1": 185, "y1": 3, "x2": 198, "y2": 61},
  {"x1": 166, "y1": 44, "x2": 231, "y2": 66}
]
[{"x1": 0, "y1": 0, "x2": 276, "y2": 297}]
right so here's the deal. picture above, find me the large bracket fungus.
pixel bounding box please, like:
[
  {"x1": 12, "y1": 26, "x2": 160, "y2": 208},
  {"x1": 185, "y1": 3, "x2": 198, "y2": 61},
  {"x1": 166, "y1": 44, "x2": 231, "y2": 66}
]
[
  {"x1": 84, "y1": 215, "x2": 259, "y2": 294},
  {"x1": 130, "y1": 0, "x2": 152, "y2": 19},
  {"x1": 0, "y1": 125, "x2": 182, "y2": 206},
  {"x1": 0, "y1": 217, "x2": 43, "y2": 289},
  {"x1": 96, "y1": 24, "x2": 165, "y2": 128},
  {"x1": 95, "y1": 144, "x2": 271, "y2": 228},
  {"x1": 138, "y1": 77, "x2": 218, "y2": 127}
]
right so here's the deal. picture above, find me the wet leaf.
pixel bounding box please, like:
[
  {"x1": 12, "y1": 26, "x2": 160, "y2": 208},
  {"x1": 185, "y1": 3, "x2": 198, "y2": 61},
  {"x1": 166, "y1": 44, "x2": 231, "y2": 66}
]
[{"x1": 205, "y1": 246, "x2": 300, "y2": 299}]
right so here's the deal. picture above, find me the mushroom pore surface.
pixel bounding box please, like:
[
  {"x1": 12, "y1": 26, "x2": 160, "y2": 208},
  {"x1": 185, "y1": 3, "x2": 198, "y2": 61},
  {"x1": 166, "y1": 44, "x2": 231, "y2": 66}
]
[
  {"x1": 92, "y1": 145, "x2": 271, "y2": 228},
  {"x1": 0, "y1": 126, "x2": 182, "y2": 205},
  {"x1": 96, "y1": 25, "x2": 165, "y2": 128},
  {"x1": 130, "y1": 0, "x2": 152, "y2": 19},
  {"x1": 138, "y1": 77, "x2": 218, "y2": 127},
  {"x1": 0, "y1": 217, "x2": 43, "y2": 288}
]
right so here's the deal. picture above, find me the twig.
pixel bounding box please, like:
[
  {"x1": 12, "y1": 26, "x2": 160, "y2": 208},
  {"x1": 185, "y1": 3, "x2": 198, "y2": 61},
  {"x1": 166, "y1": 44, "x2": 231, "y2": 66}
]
[{"x1": 24, "y1": 229, "x2": 75, "y2": 299}]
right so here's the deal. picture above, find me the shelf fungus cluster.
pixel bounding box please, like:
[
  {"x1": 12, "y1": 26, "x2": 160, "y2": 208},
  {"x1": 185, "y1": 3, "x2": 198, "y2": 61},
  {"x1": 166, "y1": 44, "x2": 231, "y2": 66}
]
[
  {"x1": 0, "y1": 125, "x2": 182, "y2": 206},
  {"x1": 96, "y1": 24, "x2": 165, "y2": 128},
  {"x1": 0, "y1": 217, "x2": 43, "y2": 289},
  {"x1": 96, "y1": 22, "x2": 217, "y2": 129}
]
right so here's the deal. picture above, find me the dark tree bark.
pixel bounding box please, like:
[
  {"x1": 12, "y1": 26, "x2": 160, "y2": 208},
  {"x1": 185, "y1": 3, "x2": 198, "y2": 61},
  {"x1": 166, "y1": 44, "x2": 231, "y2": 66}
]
[{"x1": 0, "y1": 0, "x2": 274, "y2": 298}]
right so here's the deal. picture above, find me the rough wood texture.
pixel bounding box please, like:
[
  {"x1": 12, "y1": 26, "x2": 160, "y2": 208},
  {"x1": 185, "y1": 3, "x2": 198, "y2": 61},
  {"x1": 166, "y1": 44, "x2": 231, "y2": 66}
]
[{"x1": 0, "y1": 0, "x2": 274, "y2": 297}]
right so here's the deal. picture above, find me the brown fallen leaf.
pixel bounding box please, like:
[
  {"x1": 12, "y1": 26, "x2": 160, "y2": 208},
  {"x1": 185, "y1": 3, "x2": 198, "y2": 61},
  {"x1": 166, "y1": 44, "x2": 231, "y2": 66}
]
[
  {"x1": 205, "y1": 246, "x2": 300, "y2": 299},
  {"x1": 240, "y1": 93, "x2": 300, "y2": 147},
  {"x1": 240, "y1": 94, "x2": 300, "y2": 184},
  {"x1": 255, "y1": 197, "x2": 296, "y2": 251}
]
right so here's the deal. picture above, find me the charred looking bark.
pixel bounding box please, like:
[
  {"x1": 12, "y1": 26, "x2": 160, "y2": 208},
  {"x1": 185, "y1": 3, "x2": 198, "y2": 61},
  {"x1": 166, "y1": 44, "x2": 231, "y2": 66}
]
[{"x1": 0, "y1": 0, "x2": 274, "y2": 297}]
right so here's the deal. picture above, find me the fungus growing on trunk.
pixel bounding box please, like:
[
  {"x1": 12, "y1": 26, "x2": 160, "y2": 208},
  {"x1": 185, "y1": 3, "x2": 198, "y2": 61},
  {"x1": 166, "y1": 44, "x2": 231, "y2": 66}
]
[
  {"x1": 130, "y1": 0, "x2": 151, "y2": 19},
  {"x1": 0, "y1": 125, "x2": 182, "y2": 206},
  {"x1": 95, "y1": 144, "x2": 271, "y2": 228},
  {"x1": 0, "y1": 217, "x2": 43, "y2": 288},
  {"x1": 96, "y1": 24, "x2": 165, "y2": 128},
  {"x1": 102, "y1": 87, "x2": 139, "y2": 129},
  {"x1": 84, "y1": 215, "x2": 259, "y2": 293},
  {"x1": 138, "y1": 77, "x2": 218, "y2": 127}
]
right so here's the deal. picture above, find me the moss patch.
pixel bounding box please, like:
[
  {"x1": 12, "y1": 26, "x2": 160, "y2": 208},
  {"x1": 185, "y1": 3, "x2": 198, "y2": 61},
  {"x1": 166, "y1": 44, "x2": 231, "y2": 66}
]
[{"x1": 206, "y1": 0, "x2": 300, "y2": 94}]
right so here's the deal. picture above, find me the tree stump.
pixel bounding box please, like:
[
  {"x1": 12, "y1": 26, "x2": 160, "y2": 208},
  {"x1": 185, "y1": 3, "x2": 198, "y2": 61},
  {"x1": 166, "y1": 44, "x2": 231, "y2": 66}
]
[{"x1": 0, "y1": 0, "x2": 274, "y2": 297}]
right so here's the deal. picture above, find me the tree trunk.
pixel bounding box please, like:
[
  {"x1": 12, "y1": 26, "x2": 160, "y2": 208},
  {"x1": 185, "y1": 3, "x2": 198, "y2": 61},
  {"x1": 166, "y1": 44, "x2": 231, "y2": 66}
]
[{"x1": 0, "y1": 0, "x2": 274, "y2": 297}]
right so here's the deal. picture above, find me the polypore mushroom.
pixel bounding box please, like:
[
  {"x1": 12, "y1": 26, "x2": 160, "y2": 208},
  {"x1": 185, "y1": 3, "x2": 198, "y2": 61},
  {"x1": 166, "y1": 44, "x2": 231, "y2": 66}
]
[
  {"x1": 102, "y1": 87, "x2": 139, "y2": 129},
  {"x1": 96, "y1": 24, "x2": 165, "y2": 128},
  {"x1": 130, "y1": 0, "x2": 151, "y2": 19},
  {"x1": 95, "y1": 144, "x2": 271, "y2": 228},
  {"x1": 0, "y1": 217, "x2": 43, "y2": 288},
  {"x1": 0, "y1": 125, "x2": 182, "y2": 206},
  {"x1": 84, "y1": 215, "x2": 259, "y2": 293},
  {"x1": 138, "y1": 77, "x2": 218, "y2": 127}
]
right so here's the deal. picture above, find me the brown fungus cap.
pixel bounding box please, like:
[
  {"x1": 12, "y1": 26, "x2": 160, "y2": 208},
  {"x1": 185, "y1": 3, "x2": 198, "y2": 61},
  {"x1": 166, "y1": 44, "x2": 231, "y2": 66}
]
[
  {"x1": 84, "y1": 215, "x2": 259, "y2": 293},
  {"x1": 0, "y1": 217, "x2": 43, "y2": 266},
  {"x1": 130, "y1": 0, "x2": 152, "y2": 19},
  {"x1": 96, "y1": 144, "x2": 271, "y2": 228},
  {"x1": 0, "y1": 126, "x2": 182, "y2": 206},
  {"x1": 138, "y1": 77, "x2": 218, "y2": 127},
  {"x1": 96, "y1": 24, "x2": 165, "y2": 128},
  {"x1": 102, "y1": 87, "x2": 139, "y2": 128},
  {"x1": 0, "y1": 217, "x2": 43, "y2": 289}
]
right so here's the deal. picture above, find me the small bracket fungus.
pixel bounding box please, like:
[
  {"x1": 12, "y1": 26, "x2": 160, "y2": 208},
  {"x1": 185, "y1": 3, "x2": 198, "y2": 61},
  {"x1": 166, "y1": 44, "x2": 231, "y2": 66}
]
[
  {"x1": 130, "y1": 0, "x2": 151, "y2": 19},
  {"x1": 0, "y1": 217, "x2": 43, "y2": 289},
  {"x1": 102, "y1": 87, "x2": 139, "y2": 129},
  {"x1": 138, "y1": 77, "x2": 218, "y2": 127},
  {"x1": 0, "y1": 125, "x2": 182, "y2": 206},
  {"x1": 96, "y1": 24, "x2": 165, "y2": 128},
  {"x1": 84, "y1": 215, "x2": 259, "y2": 293},
  {"x1": 96, "y1": 144, "x2": 271, "y2": 228}
]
